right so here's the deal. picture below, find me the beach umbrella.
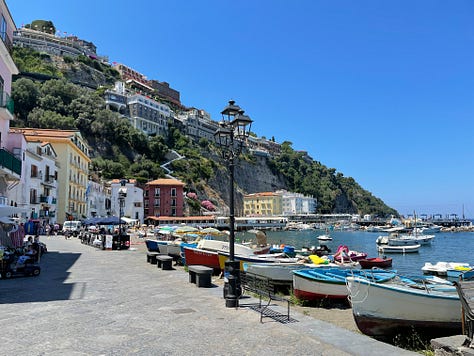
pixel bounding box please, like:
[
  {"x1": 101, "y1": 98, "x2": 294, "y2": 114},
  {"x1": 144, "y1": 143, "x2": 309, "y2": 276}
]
[
  {"x1": 199, "y1": 227, "x2": 225, "y2": 236},
  {"x1": 174, "y1": 226, "x2": 199, "y2": 234}
]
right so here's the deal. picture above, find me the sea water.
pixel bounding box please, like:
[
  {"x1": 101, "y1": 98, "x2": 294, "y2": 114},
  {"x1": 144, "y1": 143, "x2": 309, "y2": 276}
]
[{"x1": 237, "y1": 230, "x2": 474, "y2": 276}]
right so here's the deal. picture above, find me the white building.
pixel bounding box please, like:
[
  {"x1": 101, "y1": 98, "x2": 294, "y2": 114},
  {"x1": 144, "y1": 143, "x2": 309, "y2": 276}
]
[
  {"x1": 109, "y1": 179, "x2": 143, "y2": 223},
  {"x1": 7, "y1": 135, "x2": 59, "y2": 225},
  {"x1": 128, "y1": 93, "x2": 171, "y2": 136},
  {"x1": 278, "y1": 190, "x2": 317, "y2": 216},
  {"x1": 85, "y1": 180, "x2": 111, "y2": 218},
  {"x1": 177, "y1": 108, "x2": 218, "y2": 142}
]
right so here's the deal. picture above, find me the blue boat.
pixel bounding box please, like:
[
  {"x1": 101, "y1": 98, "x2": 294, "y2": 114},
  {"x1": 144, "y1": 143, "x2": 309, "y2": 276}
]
[{"x1": 293, "y1": 267, "x2": 397, "y2": 301}]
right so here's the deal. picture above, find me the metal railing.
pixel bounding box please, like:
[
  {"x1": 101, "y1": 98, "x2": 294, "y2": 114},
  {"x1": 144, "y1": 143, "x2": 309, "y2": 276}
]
[
  {"x1": 0, "y1": 91, "x2": 14, "y2": 116},
  {"x1": 0, "y1": 148, "x2": 21, "y2": 175}
]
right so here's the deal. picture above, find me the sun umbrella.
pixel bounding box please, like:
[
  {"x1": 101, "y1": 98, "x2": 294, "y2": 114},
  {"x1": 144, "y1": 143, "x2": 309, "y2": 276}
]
[
  {"x1": 199, "y1": 227, "x2": 225, "y2": 236},
  {"x1": 174, "y1": 226, "x2": 199, "y2": 234}
]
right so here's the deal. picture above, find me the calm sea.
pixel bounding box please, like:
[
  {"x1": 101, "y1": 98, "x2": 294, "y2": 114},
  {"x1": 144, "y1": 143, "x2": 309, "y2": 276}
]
[{"x1": 237, "y1": 230, "x2": 474, "y2": 276}]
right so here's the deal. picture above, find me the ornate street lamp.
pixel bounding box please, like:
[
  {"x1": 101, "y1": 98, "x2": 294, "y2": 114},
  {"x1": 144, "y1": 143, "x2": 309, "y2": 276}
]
[{"x1": 214, "y1": 100, "x2": 253, "y2": 308}]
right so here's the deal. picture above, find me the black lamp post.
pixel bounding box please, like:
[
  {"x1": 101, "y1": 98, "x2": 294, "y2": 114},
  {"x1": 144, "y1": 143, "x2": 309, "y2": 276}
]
[
  {"x1": 214, "y1": 100, "x2": 253, "y2": 308},
  {"x1": 117, "y1": 179, "x2": 128, "y2": 248}
]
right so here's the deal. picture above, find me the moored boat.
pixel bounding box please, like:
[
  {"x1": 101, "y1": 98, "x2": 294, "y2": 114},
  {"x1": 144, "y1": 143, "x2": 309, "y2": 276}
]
[
  {"x1": 358, "y1": 257, "x2": 393, "y2": 269},
  {"x1": 422, "y1": 261, "x2": 474, "y2": 278},
  {"x1": 292, "y1": 267, "x2": 396, "y2": 301},
  {"x1": 377, "y1": 244, "x2": 420, "y2": 254},
  {"x1": 346, "y1": 275, "x2": 462, "y2": 338}
]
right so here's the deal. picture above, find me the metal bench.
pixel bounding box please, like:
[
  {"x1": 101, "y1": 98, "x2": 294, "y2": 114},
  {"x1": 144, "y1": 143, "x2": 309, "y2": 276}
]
[
  {"x1": 156, "y1": 255, "x2": 173, "y2": 270},
  {"x1": 240, "y1": 271, "x2": 291, "y2": 323},
  {"x1": 188, "y1": 265, "x2": 213, "y2": 288}
]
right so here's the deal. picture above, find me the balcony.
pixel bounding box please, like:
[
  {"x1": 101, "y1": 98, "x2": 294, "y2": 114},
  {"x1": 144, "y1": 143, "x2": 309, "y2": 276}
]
[
  {"x1": 0, "y1": 148, "x2": 22, "y2": 176},
  {"x1": 40, "y1": 196, "x2": 57, "y2": 204},
  {"x1": 0, "y1": 91, "x2": 14, "y2": 117}
]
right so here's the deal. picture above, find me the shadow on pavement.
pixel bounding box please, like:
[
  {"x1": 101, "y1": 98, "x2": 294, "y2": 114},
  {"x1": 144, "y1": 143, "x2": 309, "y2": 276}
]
[{"x1": 0, "y1": 251, "x2": 81, "y2": 304}]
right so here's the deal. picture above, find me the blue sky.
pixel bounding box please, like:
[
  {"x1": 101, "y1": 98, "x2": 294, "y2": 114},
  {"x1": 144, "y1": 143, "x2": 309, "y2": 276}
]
[{"x1": 8, "y1": 1, "x2": 474, "y2": 218}]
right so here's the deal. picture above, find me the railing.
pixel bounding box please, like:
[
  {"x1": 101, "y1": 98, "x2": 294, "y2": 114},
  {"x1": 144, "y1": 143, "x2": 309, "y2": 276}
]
[
  {"x1": 0, "y1": 148, "x2": 21, "y2": 175},
  {"x1": 0, "y1": 91, "x2": 14, "y2": 116}
]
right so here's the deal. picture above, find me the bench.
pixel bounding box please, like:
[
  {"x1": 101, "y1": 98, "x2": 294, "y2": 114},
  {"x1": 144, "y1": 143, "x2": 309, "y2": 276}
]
[
  {"x1": 188, "y1": 265, "x2": 213, "y2": 288},
  {"x1": 454, "y1": 280, "x2": 474, "y2": 348},
  {"x1": 156, "y1": 255, "x2": 173, "y2": 270},
  {"x1": 146, "y1": 252, "x2": 161, "y2": 264},
  {"x1": 240, "y1": 271, "x2": 291, "y2": 323}
]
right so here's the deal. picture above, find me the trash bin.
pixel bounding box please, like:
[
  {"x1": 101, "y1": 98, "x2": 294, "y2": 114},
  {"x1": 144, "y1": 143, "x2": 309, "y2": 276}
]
[{"x1": 112, "y1": 233, "x2": 130, "y2": 250}]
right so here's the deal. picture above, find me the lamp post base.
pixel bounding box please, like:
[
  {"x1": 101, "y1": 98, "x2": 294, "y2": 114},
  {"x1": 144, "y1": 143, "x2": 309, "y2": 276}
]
[{"x1": 223, "y1": 260, "x2": 241, "y2": 308}]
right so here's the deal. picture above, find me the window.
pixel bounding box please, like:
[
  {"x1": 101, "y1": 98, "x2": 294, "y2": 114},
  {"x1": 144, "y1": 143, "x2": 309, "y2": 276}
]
[
  {"x1": 154, "y1": 188, "x2": 160, "y2": 197},
  {"x1": 171, "y1": 199, "x2": 176, "y2": 207},
  {"x1": 0, "y1": 15, "x2": 6, "y2": 42},
  {"x1": 31, "y1": 165, "x2": 38, "y2": 178},
  {"x1": 171, "y1": 188, "x2": 176, "y2": 197},
  {"x1": 29, "y1": 189, "x2": 37, "y2": 204},
  {"x1": 154, "y1": 198, "x2": 160, "y2": 207}
]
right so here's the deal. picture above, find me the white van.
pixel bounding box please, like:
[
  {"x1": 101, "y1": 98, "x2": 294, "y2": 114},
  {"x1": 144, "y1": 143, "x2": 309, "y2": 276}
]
[{"x1": 62, "y1": 221, "x2": 82, "y2": 236}]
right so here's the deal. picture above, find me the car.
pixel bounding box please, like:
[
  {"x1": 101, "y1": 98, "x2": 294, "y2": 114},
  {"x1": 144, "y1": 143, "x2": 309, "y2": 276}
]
[{"x1": 2, "y1": 258, "x2": 41, "y2": 279}]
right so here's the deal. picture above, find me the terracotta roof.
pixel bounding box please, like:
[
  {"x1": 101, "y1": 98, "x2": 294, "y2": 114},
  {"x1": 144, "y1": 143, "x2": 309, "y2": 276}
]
[
  {"x1": 10, "y1": 128, "x2": 81, "y2": 140},
  {"x1": 146, "y1": 178, "x2": 185, "y2": 186}
]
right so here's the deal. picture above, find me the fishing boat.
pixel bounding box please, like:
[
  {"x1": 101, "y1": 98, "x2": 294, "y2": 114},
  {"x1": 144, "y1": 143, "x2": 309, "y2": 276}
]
[
  {"x1": 358, "y1": 256, "x2": 393, "y2": 269},
  {"x1": 346, "y1": 275, "x2": 462, "y2": 338},
  {"x1": 292, "y1": 267, "x2": 396, "y2": 301}
]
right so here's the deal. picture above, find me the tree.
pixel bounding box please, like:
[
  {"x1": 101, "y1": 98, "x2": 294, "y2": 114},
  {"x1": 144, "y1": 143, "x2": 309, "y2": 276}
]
[{"x1": 11, "y1": 78, "x2": 40, "y2": 122}]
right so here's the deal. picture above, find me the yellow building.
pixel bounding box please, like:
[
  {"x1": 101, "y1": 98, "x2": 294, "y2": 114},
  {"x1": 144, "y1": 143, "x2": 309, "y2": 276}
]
[
  {"x1": 15, "y1": 128, "x2": 91, "y2": 223},
  {"x1": 243, "y1": 192, "x2": 282, "y2": 216}
]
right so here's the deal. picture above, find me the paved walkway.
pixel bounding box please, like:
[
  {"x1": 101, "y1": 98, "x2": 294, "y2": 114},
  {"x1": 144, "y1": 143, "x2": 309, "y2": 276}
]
[{"x1": 0, "y1": 236, "x2": 416, "y2": 355}]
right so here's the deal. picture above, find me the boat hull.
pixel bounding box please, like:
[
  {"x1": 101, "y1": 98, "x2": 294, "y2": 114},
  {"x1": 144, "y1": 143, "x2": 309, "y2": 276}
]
[
  {"x1": 183, "y1": 246, "x2": 220, "y2": 270},
  {"x1": 293, "y1": 271, "x2": 348, "y2": 300},
  {"x1": 346, "y1": 276, "x2": 462, "y2": 338},
  {"x1": 358, "y1": 257, "x2": 392, "y2": 269},
  {"x1": 377, "y1": 244, "x2": 420, "y2": 253}
]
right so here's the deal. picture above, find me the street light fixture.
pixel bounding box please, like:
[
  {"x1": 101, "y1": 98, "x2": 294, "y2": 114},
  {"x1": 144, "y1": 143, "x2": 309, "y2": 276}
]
[{"x1": 214, "y1": 100, "x2": 253, "y2": 308}]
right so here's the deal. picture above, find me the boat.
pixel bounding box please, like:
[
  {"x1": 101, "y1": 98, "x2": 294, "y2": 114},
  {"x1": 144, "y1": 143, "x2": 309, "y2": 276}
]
[
  {"x1": 182, "y1": 232, "x2": 272, "y2": 270},
  {"x1": 317, "y1": 233, "x2": 332, "y2": 241},
  {"x1": 182, "y1": 246, "x2": 221, "y2": 270},
  {"x1": 358, "y1": 257, "x2": 393, "y2": 269},
  {"x1": 377, "y1": 244, "x2": 420, "y2": 254},
  {"x1": 217, "y1": 251, "x2": 300, "y2": 271},
  {"x1": 421, "y1": 261, "x2": 474, "y2": 278},
  {"x1": 292, "y1": 267, "x2": 397, "y2": 301},
  {"x1": 332, "y1": 245, "x2": 367, "y2": 263},
  {"x1": 346, "y1": 274, "x2": 462, "y2": 338}
]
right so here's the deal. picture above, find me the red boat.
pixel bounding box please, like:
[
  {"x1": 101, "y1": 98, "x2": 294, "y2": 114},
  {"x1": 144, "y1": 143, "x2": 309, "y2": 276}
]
[
  {"x1": 358, "y1": 257, "x2": 393, "y2": 269},
  {"x1": 183, "y1": 246, "x2": 221, "y2": 270}
]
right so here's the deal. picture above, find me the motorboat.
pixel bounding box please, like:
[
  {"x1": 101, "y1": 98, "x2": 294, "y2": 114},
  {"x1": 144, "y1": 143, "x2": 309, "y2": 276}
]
[
  {"x1": 347, "y1": 274, "x2": 461, "y2": 338},
  {"x1": 377, "y1": 244, "x2": 420, "y2": 254}
]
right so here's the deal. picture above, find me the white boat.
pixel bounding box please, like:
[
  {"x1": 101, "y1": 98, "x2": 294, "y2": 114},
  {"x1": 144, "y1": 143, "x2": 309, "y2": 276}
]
[
  {"x1": 346, "y1": 275, "x2": 462, "y2": 338},
  {"x1": 377, "y1": 244, "x2": 420, "y2": 254},
  {"x1": 317, "y1": 234, "x2": 332, "y2": 241},
  {"x1": 422, "y1": 261, "x2": 474, "y2": 277}
]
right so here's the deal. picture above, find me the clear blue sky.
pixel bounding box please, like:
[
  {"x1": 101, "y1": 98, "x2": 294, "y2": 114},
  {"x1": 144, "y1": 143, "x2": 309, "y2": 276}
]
[{"x1": 8, "y1": 1, "x2": 474, "y2": 218}]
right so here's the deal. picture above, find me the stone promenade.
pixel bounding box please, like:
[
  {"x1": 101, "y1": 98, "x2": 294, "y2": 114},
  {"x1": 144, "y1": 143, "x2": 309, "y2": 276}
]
[{"x1": 0, "y1": 236, "x2": 416, "y2": 355}]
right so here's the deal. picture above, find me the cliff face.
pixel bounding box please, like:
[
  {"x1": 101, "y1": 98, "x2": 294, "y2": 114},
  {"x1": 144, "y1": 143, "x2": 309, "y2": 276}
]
[{"x1": 194, "y1": 155, "x2": 287, "y2": 215}]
